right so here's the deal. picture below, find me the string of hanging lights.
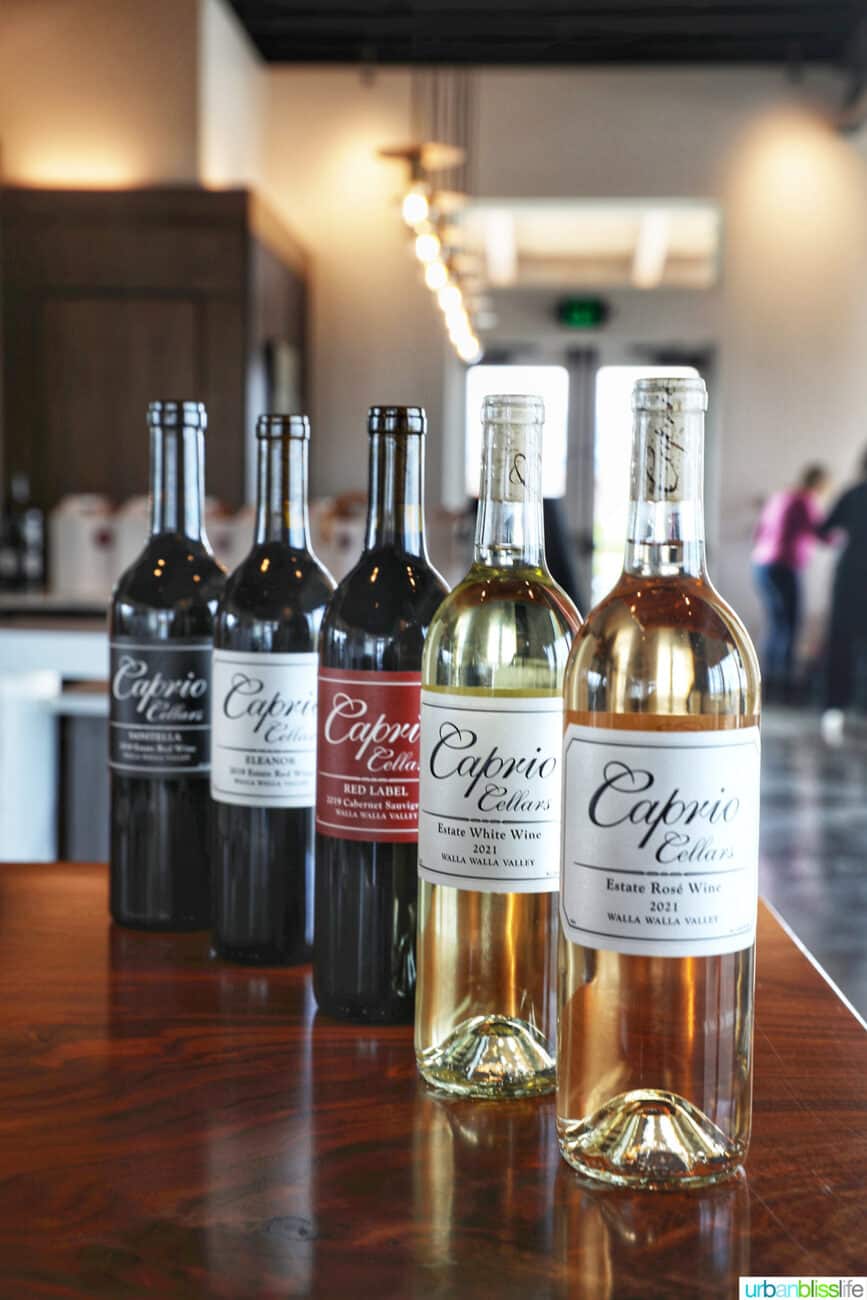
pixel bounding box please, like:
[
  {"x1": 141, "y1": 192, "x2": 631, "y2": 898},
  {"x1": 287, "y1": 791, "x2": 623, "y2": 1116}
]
[{"x1": 379, "y1": 71, "x2": 483, "y2": 366}]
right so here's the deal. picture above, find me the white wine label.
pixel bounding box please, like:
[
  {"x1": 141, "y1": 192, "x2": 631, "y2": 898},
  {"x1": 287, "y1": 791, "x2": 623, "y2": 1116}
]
[
  {"x1": 418, "y1": 690, "x2": 563, "y2": 894},
  {"x1": 211, "y1": 651, "x2": 318, "y2": 807},
  {"x1": 560, "y1": 722, "x2": 760, "y2": 958}
]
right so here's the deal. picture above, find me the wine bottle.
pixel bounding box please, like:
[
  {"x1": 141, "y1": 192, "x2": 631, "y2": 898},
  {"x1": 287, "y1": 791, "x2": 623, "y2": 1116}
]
[
  {"x1": 110, "y1": 401, "x2": 226, "y2": 929},
  {"x1": 557, "y1": 376, "x2": 761, "y2": 1187},
  {"x1": 415, "y1": 394, "x2": 580, "y2": 1097},
  {"x1": 0, "y1": 473, "x2": 44, "y2": 592},
  {"x1": 211, "y1": 415, "x2": 335, "y2": 964},
  {"x1": 314, "y1": 405, "x2": 448, "y2": 1022}
]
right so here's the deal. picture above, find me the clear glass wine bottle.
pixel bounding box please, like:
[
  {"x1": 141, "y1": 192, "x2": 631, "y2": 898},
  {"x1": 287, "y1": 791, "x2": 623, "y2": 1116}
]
[
  {"x1": 416, "y1": 394, "x2": 580, "y2": 1098},
  {"x1": 557, "y1": 376, "x2": 760, "y2": 1187}
]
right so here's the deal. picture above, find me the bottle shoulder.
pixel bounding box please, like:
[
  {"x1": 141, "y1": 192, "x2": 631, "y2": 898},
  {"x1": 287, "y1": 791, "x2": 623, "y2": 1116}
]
[
  {"x1": 567, "y1": 571, "x2": 760, "y2": 715},
  {"x1": 422, "y1": 564, "x2": 579, "y2": 691},
  {"x1": 431, "y1": 563, "x2": 579, "y2": 628},
  {"x1": 221, "y1": 544, "x2": 335, "y2": 615},
  {"x1": 579, "y1": 572, "x2": 754, "y2": 649},
  {"x1": 323, "y1": 547, "x2": 448, "y2": 628},
  {"x1": 111, "y1": 537, "x2": 225, "y2": 634},
  {"x1": 319, "y1": 547, "x2": 449, "y2": 671},
  {"x1": 215, "y1": 545, "x2": 334, "y2": 652}
]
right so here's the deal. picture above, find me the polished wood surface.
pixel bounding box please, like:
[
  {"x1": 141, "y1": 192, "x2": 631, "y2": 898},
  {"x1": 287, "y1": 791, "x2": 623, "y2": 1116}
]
[{"x1": 0, "y1": 864, "x2": 863, "y2": 1298}]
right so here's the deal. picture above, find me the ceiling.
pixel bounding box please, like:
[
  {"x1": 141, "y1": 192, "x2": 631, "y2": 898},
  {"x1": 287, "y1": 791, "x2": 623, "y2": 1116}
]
[
  {"x1": 228, "y1": 2, "x2": 865, "y2": 67},
  {"x1": 457, "y1": 200, "x2": 721, "y2": 290}
]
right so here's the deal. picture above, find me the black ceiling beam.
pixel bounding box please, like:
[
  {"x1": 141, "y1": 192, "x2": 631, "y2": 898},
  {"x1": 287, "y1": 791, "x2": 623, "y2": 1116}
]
[{"x1": 228, "y1": 1, "x2": 861, "y2": 65}]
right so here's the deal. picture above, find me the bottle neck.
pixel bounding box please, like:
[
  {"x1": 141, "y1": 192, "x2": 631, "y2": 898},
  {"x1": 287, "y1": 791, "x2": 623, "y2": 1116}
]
[
  {"x1": 149, "y1": 426, "x2": 206, "y2": 541},
  {"x1": 365, "y1": 431, "x2": 427, "y2": 555},
  {"x1": 624, "y1": 408, "x2": 706, "y2": 578},
  {"x1": 254, "y1": 436, "x2": 311, "y2": 548},
  {"x1": 474, "y1": 419, "x2": 545, "y2": 568}
]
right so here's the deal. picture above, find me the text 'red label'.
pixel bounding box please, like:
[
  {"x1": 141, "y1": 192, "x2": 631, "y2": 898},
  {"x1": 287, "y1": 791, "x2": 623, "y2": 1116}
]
[{"x1": 316, "y1": 668, "x2": 421, "y2": 843}]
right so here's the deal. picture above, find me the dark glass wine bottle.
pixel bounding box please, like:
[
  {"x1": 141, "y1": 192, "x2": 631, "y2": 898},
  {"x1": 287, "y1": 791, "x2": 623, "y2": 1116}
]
[
  {"x1": 314, "y1": 405, "x2": 448, "y2": 1022},
  {"x1": 0, "y1": 473, "x2": 44, "y2": 592},
  {"x1": 109, "y1": 401, "x2": 225, "y2": 930},
  {"x1": 211, "y1": 414, "x2": 335, "y2": 965}
]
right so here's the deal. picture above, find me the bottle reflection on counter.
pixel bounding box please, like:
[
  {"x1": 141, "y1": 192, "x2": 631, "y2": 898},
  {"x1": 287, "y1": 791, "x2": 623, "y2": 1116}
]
[
  {"x1": 553, "y1": 1163, "x2": 751, "y2": 1298},
  {"x1": 412, "y1": 1090, "x2": 558, "y2": 1295}
]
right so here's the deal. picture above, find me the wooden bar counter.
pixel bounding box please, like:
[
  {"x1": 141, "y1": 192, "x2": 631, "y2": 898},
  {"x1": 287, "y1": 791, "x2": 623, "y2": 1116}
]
[{"x1": 0, "y1": 864, "x2": 864, "y2": 1298}]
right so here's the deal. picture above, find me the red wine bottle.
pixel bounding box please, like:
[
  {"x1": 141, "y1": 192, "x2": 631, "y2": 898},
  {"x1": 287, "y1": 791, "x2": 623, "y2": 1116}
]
[
  {"x1": 314, "y1": 405, "x2": 448, "y2": 1022},
  {"x1": 211, "y1": 414, "x2": 335, "y2": 964},
  {"x1": 110, "y1": 401, "x2": 225, "y2": 929}
]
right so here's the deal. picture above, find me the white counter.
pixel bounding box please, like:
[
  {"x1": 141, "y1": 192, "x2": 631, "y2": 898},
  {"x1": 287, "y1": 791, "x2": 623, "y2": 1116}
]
[{"x1": 0, "y1": 618, "x2": 108, "y2": 860}]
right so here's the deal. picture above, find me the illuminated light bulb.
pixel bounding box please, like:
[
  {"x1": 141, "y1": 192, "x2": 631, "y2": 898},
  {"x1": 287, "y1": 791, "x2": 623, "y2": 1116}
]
[
  {"x1": 437, "y1": 283, "x2": 463, "y2": 313},
  {"x1": 456, "y1": 335, "x2": 482, "y2": 364},
  {"x1": 415, "y1": 231, "x2": 441, "y2": 263},
  {"x1": 424, "y1": 259, "x2": 449, "y2": 291},
  {"x1": 402, "y1": 188, "x2": 429, "y2": 226},
  {"x1": 450, "y1": 318, "x2": 474, "y2": 343}
]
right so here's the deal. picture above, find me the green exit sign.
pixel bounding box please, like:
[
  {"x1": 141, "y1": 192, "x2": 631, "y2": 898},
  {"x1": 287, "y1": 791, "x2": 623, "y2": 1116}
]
[{"x1": 557, "y1": 297, "x2": 609, "y2": 328}]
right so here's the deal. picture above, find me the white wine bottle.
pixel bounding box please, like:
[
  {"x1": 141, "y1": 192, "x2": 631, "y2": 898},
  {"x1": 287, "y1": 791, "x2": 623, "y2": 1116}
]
[
  {"x1": 557, "y1": 376, "x2": 760, "y2": 1187},
  {"x1": 416, "y1": 394, "x2": 580, "y2": 1098}
]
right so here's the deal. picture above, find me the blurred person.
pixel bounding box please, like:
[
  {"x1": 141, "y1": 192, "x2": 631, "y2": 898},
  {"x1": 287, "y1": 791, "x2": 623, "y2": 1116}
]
[
  {"x1": 752, "y1": 463, "x2": 829, "y2": 702},
  {"x1": 816, "y1": 449, "x2": 867, "y2": 740}
]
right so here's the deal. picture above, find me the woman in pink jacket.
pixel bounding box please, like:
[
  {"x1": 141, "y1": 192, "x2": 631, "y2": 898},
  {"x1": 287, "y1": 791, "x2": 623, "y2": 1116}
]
[{"x1": 753, "y1": 463, "x2": 829, "y2": 702}]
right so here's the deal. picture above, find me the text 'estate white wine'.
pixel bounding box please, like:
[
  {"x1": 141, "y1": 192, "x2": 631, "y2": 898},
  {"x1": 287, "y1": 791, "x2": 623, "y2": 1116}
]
[{"x1": 416, "y1": 394, "x2": 580, "y2": 1099}]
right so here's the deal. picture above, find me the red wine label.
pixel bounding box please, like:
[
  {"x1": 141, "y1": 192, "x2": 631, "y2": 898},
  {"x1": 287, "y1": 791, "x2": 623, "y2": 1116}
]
[
  {"x1": 109, "y1": 638, "x2": 212, "y2": 776},
  {"x1": 316, "y1": 668, "x2": 421, "y2": 842},
  {"x1": 561, "y1": 722, "x2": 760, "y2": 958}
]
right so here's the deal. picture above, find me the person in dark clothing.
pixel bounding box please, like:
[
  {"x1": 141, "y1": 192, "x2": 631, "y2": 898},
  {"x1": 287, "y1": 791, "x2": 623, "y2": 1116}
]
[
  {"x1": 752, "y1": 463, "x2": 829, "y2": 702},
  {"x1": 817, "y1": 448, "x2": 867, "y2": 728}
]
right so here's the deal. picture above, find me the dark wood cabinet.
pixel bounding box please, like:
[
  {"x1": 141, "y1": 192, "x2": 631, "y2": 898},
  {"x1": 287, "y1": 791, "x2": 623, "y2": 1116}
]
[{"x1": 0, "y1": 187, "x2": 308, "y2": 509}]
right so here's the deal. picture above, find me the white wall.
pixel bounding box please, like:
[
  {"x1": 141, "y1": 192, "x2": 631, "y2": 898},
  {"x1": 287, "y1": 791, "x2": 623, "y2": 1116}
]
[
  {"x1": 263, "y1": 68, "x2": 447, "y2": 501},
  {"x1": 471, "y1": 68, "x2": 867, "y2": 640},
  {"x1": 199, "y1": 0, "x2": 267, "y2": 191},
  {"x1": 719, "y1": 108, "x2": 867, "y2": 644},
  {"x1": 257, "y1": 62, "x2": 867, "y2": 638},
  {"x1": 0, "y1": 0, "x2": 267, "y2": 190},
  {"x1": 0, "y1": 0, "x2": 200, "y2": 185},
  {"x1": 475, "y1": 67, "x2": 837, "y2": 199}
]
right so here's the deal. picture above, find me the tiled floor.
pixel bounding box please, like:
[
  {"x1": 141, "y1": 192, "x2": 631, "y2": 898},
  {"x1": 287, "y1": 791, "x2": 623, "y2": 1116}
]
[{"x1": 760, "y1": 707, "x2": 867, "y2": 1019}]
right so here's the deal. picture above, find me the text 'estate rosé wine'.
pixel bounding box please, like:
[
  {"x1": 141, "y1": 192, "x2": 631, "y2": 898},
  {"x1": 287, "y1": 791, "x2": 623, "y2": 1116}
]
[
  {"x1": 109, "y1": 401, "x2": 225, "y2": 929},
  {"x1": 211, "y1": 415, "x2": 335, "y2": 964},
  {"x1": 313, "y1": 405, "x2": 448, "y2": 1022},
  {"x1": 557, "y1": 376, "x2": 760, "y2": 1187},
  {"x1": 416, "y1": 395, "x2": 580, "y2": 1097}
]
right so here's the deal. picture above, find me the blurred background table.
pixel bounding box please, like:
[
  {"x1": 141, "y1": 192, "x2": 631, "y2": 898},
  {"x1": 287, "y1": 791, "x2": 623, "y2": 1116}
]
[{"x1": 0, "y1": 864, "x2": 863, "y2": 1299}]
